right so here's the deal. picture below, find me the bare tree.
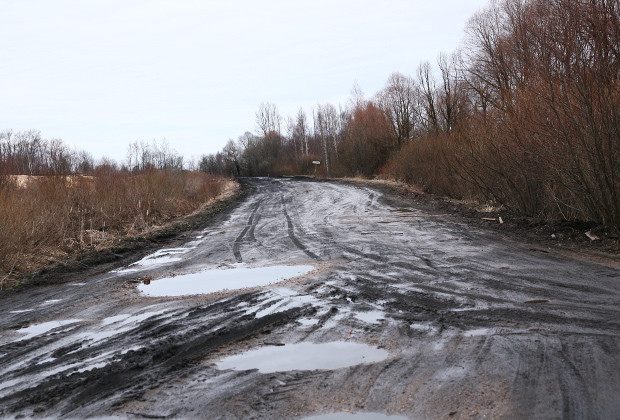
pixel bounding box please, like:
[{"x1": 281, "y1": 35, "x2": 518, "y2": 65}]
[
  {"x1": 377, "y1": 72, "x2": 419, "y2": 147},
  {"x1": 417, "y1": 62, "x2": 440, "y2": 136},
  {"x1": 295, "y1": 108, "x2": 309, "y2": 156},
  {"x1": 348, "y1": 81, "x2": 366, "y2": 112},
  {"x1": 313, "y1": 104, "x2": 342, "y2": 174},
  {"x1": 255, "y1": 102, "x2": 281, "y2": 137},
  {"x1": 222, "y1": 139, "x2": 242, "y2": 176},
  {"x1": 437, "y1": 52, "x2": 467, "y2": 135}
]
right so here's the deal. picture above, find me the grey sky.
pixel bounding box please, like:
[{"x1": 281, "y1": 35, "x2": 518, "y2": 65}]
[{"x1": 1, "y1": 0, "x2": 489, "y2": 163}]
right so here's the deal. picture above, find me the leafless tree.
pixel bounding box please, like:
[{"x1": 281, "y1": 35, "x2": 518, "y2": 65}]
[
  {"x1": 437, "y1": 52, "x2": 468, "y2": 135},
  {"x1": 255, "y1": 102, "x2": 281, "y2": 137},
  {"x1": 416, "y1": 62, "x2": 440, "y2": 136},
  {"x1": 295, "y1": 108, "x2": 309, "y2": 156},
  {"x1": 377, "y1": 72, "x2": 419, "y2": 147},
  {"x1": 348, "y1": 81, "x2": 366, "y2": 112}
]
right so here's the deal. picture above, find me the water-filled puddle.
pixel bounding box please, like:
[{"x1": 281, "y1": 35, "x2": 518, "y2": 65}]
[
  {"x1": 138, "y1": 264, "x2": 313, "y2": 297},
  {"x1": 114, "y1": 247, "x2": 191, "y2": 273},
  {"x1": 299, "y1": 318, "x2": 320, "y2": 327},
  {"x1": 14, "y1": 319, "x2": 82, "y2": 342},
  {"x1": 215, "y1": 341, "x2": 388, "y2": 373},
  {"x1": 354, "y1": 310, "x2": 385, "y2": 324},
  {"x1": 304, "y1": 413, "x2": 409, "y2": 420}
]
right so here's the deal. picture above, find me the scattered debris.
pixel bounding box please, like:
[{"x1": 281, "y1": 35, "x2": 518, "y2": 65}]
[
  {"x1": 551, "y1": 234, "x2": 557, "y2": 239},
  {"x1": 524, "y1": 299, "x2": 549, "y2": 304},
  {"x1": 482, "y1": 216, "x2": 504, "y2": 224},
  {"x1": 585, "y1": 231, "x2": 600, "y2": 241}
]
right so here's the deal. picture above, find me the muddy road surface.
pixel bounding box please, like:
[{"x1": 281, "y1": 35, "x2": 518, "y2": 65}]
[{"x1": 1, "y1": 178, "x2": 618, "y2": 419}]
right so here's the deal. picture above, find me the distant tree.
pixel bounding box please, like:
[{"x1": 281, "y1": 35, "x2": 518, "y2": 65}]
[
  {"x1": 126, "y1": 139, "x2": 183, "y2": 172},
  {"x1": 437, "y1": 52, "x2": 467, "y2": 135},
  {"x1": 377, "y1": 72, "x2": 419, "y2": 147},
  {"x1": 255, "y1": 103, "x2": 281, "y2": 137},
  {"x1": 417, "y1": 62, "x2": 440, "y2": 136},
  {"x1": 313, "y1": 103, "x2": 341, "y2": 174},
  {"x1": 348, "y1": 81, "x2": 366, "y2": 111},
  {"x1": 293, "y1": 108, "x2": 309, "y2": 156},
  {"x1": 339, "y1": 103, "x2": 395, "y2": 176},
  {"x1": 222, "y1": 140, "x2": 242, "y2": 176}
]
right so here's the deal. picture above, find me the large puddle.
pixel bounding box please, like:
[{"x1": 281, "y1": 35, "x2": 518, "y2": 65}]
[
  {"x1": 138, "y1": 264, "x2": 314, "y2": 297},
  {"x1": 215, "y1": 341, "x2": 388, "y2": 373},
  {"x1": 304, "y1": 413, "x2": 409, "y2": 420}
]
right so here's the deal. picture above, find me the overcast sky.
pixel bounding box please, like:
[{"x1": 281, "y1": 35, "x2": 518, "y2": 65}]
[{"x1": 1, "y1": 0, "x2": 490, "y2": 163}]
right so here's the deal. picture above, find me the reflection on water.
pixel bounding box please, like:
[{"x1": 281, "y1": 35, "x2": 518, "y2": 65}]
[
  {"x1": 304, "y1": 413, "x2": 409, "y2": 420},
  {"x1": 138, "y1": 264, "x2": 314, "y2": 297},
  {"x1": 216, "y1": 341, "x2": 388, "y2": 373}
]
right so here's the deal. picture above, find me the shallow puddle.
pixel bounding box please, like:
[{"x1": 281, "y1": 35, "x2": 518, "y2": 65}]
[
  {"x1": 304, "y1": 413, "x2": 409, "y2": 420},
  {"x1": 463, "y1": 327, "x2": 493, "y2": 337},
  {"x1": 14, "y1": 319, "x2": 82, "y2": 342},
  {"x1": 74, "y1": 310, "x2": 172, "y2": 344},
  {"x1": 244, "y1": 287, "x2": 318, "y2": 318},
  {"x1": 138, "y1": 264, "x2": 314, "y2": 297},
  {"x1": 354, "y1": 310, "x2": 385, "y2": 324},
  {"x1": 298, "y1": 318, "x2": 320, "y2": 327},
  {"x1": 115, "y1": 247, "x2": 194, "y2": 273},
  {"x1": 215, "y1": 341, "x2": 388, "y2": 373}
]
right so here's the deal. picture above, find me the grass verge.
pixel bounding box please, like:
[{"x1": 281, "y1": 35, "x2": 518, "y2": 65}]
[{"x1": 0, "y1": 171, "x2": 242, "y2": 291}]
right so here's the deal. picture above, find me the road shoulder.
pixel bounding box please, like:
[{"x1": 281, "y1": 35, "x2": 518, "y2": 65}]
[{"x1": 329, "y1": 176, "x2": 620, "y2": 268}]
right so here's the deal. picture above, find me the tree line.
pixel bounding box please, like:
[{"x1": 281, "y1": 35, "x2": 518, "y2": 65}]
[
  {"x1": 200, "y1": 0, "x2": 619, "y2": 228},
  {"x1": 0, "y1": 130, "x2": 185, "y2": 176}
]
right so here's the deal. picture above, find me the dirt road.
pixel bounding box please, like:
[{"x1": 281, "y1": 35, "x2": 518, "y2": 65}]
[{"x1": 0, "y1": 178, "x2": 618, "y2": 419}]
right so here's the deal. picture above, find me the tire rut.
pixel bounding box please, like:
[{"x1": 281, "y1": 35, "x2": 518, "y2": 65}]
[
  {"x1": 280, "y1": 195, "x2": 320, "y2": 261},
  {"x1": 233, "y1": 198, "x2": 263, "y2": 263}
]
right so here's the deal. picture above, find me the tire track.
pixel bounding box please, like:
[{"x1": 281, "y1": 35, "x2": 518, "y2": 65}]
[
  {"x1": 280, "y1": 196, "x2": 320, "y2": 261},
  {"x1": 233, "y1": 199, "x2": 263, "y2": 263}
]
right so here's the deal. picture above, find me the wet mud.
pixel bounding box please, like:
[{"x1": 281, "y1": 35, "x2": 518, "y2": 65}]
[{"x1": 0, "y1": 177, "x2": 618, "y2": 419}]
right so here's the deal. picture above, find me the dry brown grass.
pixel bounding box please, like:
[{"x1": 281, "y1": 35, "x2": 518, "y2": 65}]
[
  {"x1": 0, "y1": 171, "x2": 234, "y2": 289},
  {"x1": 338, "y1": 176, "x2": 424, "y2": 195}
]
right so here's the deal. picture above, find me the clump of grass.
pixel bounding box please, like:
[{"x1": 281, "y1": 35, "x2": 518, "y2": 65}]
[{"x1": 0, "y1": 170, "x2": 229, "y2": 290}]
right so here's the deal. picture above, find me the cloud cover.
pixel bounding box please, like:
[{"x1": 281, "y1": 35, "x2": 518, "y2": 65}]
[{"x1": 0, "y1": 0, "x2": 489, "y2": 162}]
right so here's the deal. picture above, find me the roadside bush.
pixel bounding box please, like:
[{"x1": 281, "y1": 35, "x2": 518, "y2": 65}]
[{"x1": 381, "y1": 135, "x2": 467, "y2": 198}]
